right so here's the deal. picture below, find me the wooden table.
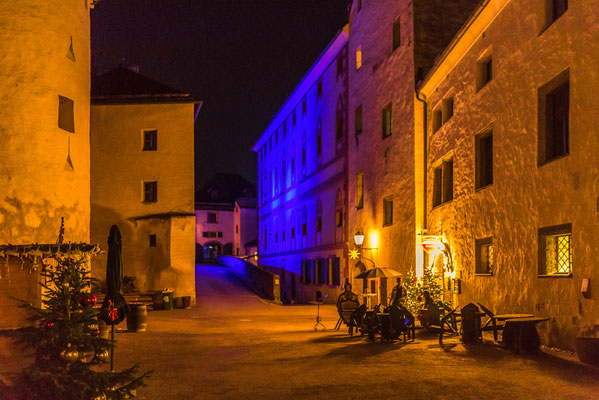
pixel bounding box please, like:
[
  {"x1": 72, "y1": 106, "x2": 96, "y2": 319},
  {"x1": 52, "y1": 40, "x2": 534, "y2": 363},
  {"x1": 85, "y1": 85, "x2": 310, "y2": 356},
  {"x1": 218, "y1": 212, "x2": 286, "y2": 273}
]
[
  {"x1": 494, "y1": 313, "x2": 534, "y2": 321},
  {"x1": 503, "y1": 317, "x2": 549, "y2": 353}
]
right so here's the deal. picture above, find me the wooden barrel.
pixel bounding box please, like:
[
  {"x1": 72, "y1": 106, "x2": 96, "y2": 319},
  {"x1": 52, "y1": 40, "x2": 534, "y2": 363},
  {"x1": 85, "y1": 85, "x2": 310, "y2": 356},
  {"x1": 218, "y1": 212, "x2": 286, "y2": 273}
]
[{"x1": 127, "y1": 303, "x2": 147, "y2": 332}]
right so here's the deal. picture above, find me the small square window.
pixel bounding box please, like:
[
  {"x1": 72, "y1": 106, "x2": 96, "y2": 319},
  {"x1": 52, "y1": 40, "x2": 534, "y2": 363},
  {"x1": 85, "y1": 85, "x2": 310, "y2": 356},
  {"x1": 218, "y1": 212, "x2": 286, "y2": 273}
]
[
  {"x1": 143, "y1": 129, "x2": 157, "y2": 151},
  {"x1": 143, "y1": 181, "x2": 157, "y2": 203},
  {"x1": 477, "y1": 56, "x2": 493, "y2": 91},
  {"x1": 442, "y1": 97, "x2": 454, "y2": 123},
  {"x1": 432, "y1": 159, "x2": 453, "y2": 207},
  {"x1": 475, "y1": 237, "x2": 493, "y2": 274},
  {"x1": 383, "y1": 197, "x2": 393, "y2": 226},
  {"x1": 149, "y1": 234, "x2": 157, "y2": 247},
  {"x1": 393, "y1": 17, "x2": 401, "y2": 50},
  {"x1": 58, "y1": 95, "x2": 75, "y2": 133},
  {"x1": 355, "y1": 105, "x2": 363, "y2": 136},
  {"x1": 382, "y1": 103, "x2": 392, "y2": 139},
  {"x1": 207, "y1": 212, "x2": 218, "y2": 224},
  {"x1": 432, "y1": 109, "x2": 442, "y2": 133},
  {"x1": 539, "y1": 223, "x2": 572, "y2": 276},
  {"x1": 356, "y1": 46, "x2": 362, "y2": 70},
  {"x1": 475, "y1": 129, "x2": 493, "y2": 189}
]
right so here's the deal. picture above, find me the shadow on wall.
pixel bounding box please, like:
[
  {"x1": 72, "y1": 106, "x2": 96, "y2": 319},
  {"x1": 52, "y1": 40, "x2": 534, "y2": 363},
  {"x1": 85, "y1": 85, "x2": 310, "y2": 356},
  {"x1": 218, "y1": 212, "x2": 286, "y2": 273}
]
[
  {"x1": 90, "y1": 203, "x2": 171, "y2": 292},
  {"x1": 0, "y1": 197, "x2": 85, "y2": 244}
]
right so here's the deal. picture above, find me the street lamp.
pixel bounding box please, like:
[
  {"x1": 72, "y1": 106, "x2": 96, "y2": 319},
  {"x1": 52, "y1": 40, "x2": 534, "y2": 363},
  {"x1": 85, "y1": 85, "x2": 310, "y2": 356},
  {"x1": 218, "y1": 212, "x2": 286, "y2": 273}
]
[{"x1": 354, "y1": 231, "x2": 365, "y2": 246}]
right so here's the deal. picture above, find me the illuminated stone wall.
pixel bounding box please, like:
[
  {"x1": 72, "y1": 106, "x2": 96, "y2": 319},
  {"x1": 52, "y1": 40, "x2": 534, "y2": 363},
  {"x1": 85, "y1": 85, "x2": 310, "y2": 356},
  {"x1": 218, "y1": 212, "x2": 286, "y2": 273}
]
[
  {"x1": 254, "y1": 31, "x2": 349, "y2": 304},
  {"x1": 419, "y1": 0, "x2": 599, "y2": 348},
  {"x1": 346, "y1": 0, "x2": 478, "y2": 303},
  {"x1": 91, "y1": 103, "x2": 196, "y2": 301},
  {"x1": 0, "y1": 0, "x2": 91, "y2": 243},
  {"x1": 195, "y1": 207, "x2": 235, "y2": 258}
]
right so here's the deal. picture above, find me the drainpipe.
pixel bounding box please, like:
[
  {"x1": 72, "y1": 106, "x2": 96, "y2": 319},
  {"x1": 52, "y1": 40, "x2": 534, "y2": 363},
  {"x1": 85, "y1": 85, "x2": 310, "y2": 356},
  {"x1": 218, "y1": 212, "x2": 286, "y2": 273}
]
[{"x1": 415, "y1": 89, "x2": 428, "y2": 231}]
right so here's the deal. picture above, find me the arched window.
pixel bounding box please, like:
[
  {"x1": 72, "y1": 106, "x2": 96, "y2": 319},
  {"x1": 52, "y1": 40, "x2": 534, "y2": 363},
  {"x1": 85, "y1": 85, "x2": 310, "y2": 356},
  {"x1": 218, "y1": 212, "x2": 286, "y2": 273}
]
[
  {"x1": 316, "y1": 118, "x2": 323, "y2": 166},
  {"x1": 335, "y1": 189, "x2": 343, "y2": 242},
  {"x1": 316, "y1": 198, "x2": 323, "y2": 246},
  {"x1": 302, "y1": 205, "x2": 307, "y2": 248},
  {"x1": 302, "y1": 132, "x2": 307, "y2": 177},
  {"x1": 281, "y1": 154, "x2": 287, "y2": 190}
]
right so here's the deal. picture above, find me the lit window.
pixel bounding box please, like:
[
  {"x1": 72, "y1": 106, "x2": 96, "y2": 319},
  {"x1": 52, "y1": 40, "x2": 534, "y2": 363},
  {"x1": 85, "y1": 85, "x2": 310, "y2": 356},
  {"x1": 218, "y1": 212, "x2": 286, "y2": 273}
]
[
  {"x1": 143, "y1": 181, "x2": 157, "y2": 203},
  {"x1": 356, "y1": 171, "x2": 363, "y2": 209},
  {"x1": 356, "y1": 46, "x2": 362, "y2": 70},
  {"x1": 58, "y1": 95, "x2": 75, "y2": 133},
  {"x1": 142, "y1": 129, "x2": 157, "y2": 151},
  {"x1": 539, "y1": 224, "x2": 572, "y2": 275},
  {"x1": 475, "y1": 237, "x2": 493, "y2": 274}
]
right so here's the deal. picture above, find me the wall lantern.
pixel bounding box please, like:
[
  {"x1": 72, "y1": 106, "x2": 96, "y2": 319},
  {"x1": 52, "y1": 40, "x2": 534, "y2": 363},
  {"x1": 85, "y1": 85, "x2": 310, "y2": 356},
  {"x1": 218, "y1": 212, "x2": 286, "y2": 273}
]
[{"x1": 354, "y1": 231, "x2": 365, "y2": 246}]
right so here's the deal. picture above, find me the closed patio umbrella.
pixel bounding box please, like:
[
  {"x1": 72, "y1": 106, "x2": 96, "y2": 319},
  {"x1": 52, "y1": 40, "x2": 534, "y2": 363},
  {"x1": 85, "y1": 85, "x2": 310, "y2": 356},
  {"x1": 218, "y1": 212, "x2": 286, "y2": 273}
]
[
  {"x1": 355, "y1": 267, "x2": 401, "y2": 279},
  {"x1": 100, "y1": 225, "x2": 129, "y2": 371}
]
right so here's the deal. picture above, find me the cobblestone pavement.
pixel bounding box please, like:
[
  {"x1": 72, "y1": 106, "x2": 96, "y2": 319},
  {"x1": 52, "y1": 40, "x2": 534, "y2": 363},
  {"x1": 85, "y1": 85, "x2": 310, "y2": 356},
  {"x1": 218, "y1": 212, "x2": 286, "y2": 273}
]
[{"x1": 2, "y1": 264, "x2": 598, "y2": 399}]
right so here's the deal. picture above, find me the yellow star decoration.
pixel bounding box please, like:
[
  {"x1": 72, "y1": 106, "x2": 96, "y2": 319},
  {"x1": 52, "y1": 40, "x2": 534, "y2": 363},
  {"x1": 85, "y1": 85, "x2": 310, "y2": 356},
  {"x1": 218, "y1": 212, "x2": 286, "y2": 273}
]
[{"x1": 349, "y1": 249, "x2": 361, "y2": 260}]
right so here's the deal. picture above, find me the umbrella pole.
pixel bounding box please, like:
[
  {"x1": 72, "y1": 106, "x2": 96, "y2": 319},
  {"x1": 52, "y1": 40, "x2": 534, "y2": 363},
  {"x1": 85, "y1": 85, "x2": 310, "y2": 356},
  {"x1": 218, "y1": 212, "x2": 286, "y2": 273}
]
[{"x1": 110, "y1": 324, "x2": 115, "y2": 372}]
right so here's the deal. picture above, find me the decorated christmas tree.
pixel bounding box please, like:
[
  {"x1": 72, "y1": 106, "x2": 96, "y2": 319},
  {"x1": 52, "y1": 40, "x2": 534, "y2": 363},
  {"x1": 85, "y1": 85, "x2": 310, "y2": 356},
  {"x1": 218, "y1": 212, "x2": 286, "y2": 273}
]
[
  {"x1": 402, "y1": 267, "x2": 444, "y2": 317},
  {"x1": 9, "y1": 255, "x2": 150, "y2": 400}
]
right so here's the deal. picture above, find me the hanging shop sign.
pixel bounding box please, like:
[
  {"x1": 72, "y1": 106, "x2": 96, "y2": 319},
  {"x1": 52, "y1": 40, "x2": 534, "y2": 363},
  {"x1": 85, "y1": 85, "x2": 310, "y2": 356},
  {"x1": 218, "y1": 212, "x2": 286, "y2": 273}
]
[{"x1": 421, "y1": 236, "x2": 445, "y2": 254}]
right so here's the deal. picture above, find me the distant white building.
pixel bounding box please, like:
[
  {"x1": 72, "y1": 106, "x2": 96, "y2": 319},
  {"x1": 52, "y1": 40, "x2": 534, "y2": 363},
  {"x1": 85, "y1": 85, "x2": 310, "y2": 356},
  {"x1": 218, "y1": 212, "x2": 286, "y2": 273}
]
[{"x1": 195, "y1": 174, "x2": 257, "y2": 261}]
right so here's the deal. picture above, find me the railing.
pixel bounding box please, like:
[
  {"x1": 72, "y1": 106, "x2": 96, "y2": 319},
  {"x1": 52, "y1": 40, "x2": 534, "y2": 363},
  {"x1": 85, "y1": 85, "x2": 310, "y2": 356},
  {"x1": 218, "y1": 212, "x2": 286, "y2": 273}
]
[{"x1": 217, "y1": 256, "x2": 280, "y2": 303}]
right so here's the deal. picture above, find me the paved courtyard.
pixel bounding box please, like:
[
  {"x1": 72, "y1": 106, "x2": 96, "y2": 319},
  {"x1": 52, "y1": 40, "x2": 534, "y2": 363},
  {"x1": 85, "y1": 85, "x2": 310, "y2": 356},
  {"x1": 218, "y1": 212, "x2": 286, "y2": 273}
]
[
  {"x1": 2, "y1": 264, "x2": 598, "y2": 399},
  {"x1": 110, "y1": 265, "x2": 599, "y2": 399}
]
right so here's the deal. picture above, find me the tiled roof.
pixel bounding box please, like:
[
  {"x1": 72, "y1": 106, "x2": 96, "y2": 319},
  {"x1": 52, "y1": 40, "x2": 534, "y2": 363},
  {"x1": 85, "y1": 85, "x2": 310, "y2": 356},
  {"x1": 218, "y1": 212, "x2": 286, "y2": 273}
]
[{"x1": 91, "y1": 65, "x2": 200, "y2": 105}]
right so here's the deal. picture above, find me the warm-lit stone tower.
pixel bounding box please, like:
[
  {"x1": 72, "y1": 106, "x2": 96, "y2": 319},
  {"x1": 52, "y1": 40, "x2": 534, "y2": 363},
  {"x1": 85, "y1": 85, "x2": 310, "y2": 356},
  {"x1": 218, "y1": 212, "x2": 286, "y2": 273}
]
[
  {"x1": 0, "y1": 1, "x2": 92, "y2": 329},
  {"x1": 0, "y1": 0, "x2": 92, "y2": 244}
]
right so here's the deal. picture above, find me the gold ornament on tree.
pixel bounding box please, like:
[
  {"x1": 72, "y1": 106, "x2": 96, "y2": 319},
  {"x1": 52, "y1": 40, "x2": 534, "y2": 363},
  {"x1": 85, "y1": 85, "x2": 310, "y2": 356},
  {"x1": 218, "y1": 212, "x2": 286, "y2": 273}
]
[
  {"x1": 60, "y1": 343, "x2": 79, "y2": 363},
  {"x1": 95, "y1": 348, "x2": 109, "y2": 363}
]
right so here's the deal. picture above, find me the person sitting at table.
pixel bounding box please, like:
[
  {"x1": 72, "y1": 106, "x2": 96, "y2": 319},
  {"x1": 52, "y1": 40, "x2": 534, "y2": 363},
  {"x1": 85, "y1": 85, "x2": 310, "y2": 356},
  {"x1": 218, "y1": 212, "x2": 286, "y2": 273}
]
[
  {"x1": 336, "y1": 282, "x2": 359, "y2": 311},
  {"x1": 421, "y1": 291, "x2": 440, "y2": 329},
  {"x1": 389, "y1": 277, "x2": 406, "y2": 307}
]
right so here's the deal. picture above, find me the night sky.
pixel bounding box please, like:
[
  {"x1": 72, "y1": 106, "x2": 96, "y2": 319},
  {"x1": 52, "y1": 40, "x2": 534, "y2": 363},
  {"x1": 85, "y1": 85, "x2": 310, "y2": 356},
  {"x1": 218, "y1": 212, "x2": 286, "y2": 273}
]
[{"x1": 91, "y1": 0, "x2": 349, "y2": 189}]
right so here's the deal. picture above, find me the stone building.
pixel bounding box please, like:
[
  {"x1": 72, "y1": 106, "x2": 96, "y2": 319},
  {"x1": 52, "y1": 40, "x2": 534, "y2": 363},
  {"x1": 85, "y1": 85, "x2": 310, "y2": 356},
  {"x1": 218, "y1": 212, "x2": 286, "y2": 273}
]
[
  {"x1": 195, "y1": 173, "x2": 257, "y2": 260},
  {"x1": 253, "y1": 29, "x2": 350, "y2": 304},
  {"x1": 416, "y1": 0, "x2": 599, "y2": 348},
  {"x1": 91, "y1": 65, "x2": 201, "y2": 303},
  {"x1": 346, "y1": 0, "x2": 479, "y2": 304},
  {"x1": 0, "y1": 0, "x2": 94, "y2": 328}
]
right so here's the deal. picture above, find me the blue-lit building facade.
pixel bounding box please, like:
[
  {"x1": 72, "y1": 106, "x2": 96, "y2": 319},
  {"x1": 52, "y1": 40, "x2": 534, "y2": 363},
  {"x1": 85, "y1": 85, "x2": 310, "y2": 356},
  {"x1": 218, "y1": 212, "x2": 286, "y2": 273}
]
[{"x1": 252, "y1": 29, "x2": 349, "y2": 303}]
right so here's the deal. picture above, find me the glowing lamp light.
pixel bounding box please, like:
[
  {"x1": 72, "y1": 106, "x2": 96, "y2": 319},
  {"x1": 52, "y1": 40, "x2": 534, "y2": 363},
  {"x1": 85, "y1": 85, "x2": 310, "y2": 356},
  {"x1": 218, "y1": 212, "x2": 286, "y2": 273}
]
[
  {"x1": 421, "y1": 235, "x2": 445, "y2": 254},
  {"x1": 354, "y1": 232, "x2": 365, "y2": 246},
  {"x1": 369, "y1": 231, "x2": 379, "y2": 249}
]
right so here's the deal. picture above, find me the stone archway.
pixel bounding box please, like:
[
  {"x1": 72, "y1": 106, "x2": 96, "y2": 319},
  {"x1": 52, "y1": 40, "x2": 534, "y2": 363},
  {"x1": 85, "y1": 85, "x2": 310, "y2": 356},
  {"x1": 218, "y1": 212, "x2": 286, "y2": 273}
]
[{"x1": 203, "y1": 242, "x2": 222, "y2": 262}]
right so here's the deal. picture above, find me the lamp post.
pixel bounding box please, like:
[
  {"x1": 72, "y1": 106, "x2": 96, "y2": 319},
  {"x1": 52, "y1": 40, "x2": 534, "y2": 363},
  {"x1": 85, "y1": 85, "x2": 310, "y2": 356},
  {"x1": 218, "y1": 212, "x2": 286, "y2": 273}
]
[{"x1": 350, "y1": 230, "x2": 379, "y2": 309}]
